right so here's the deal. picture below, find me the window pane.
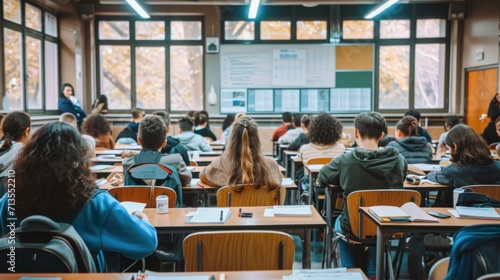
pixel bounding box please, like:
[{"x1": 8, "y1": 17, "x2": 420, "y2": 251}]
[
  {"x1": 170, "y1": 46, "x2": 203, "y2": 111},
  {"x1": 25, "y1": 4, "x2": 42, "y2": 32},
  {"x1": 99, "y1": 21, "x2": 129, "y2": 40},
  {"x1": 261, "y1": 21, "x2": 291, "y2": 40},
  {"x1": 136, "y1": 47, "x2": 165, "y2": 109},
  {"x1": 224, "y1": 21, "x2": 254, "y2": 40},
  {"x1": 417, "y1": 19, "x2": 446, "y2": 38},
  {"x1": 26, "y1": 37, "x2": 42, "y2": 109},
  {"x1": 100, "y1": 46, "x2": 131, "y2": 109},
  {"x1": 45, "y1": 41, "x2": 58, "y2": 110},
  {"x1": 380, "y1": 20, "x2": 410, "y2": 39},
  {"x1": 3, "y1": 28, "x2": 23, "y2": 111},
  {"x1": 171, "y1": 21, "x2": 202, "y2": 40},
  {"x1": 379, "y1": 45, "x2": 409, "y2": 109},
  {"x1": 415, "y1": 44, "x2": 445, "y2": 109},
  {"x1": 297, "y1": 20, "x2": 327, "y2": 40},
  {"x1": 45, "y1": 13, "x2": 58, "y2": 37},
  {"x1": 3, "y1": 0, "x2": 21, "y2": 24},
  {"x1": 342, "y1": 20, "x2": 373, "y2": 39},
  {"x1": 136, "y1": 21, "x2": 164, "y2": 40}
]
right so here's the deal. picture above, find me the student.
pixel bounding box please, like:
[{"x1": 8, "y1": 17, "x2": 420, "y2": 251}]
[
  {"x1": 194, "y1": 112, "x2": 217, "y2": 141},
  {"x1": 317, "y1": 112, "x2": 407, "y2": 278},
  {"x1": 387, "y1": 115, "x2": 432, "y2": 164},
  {"x1": 91, "y1": 94, "x2": 109, "y2": 115},
  {"x1": 116, "y1": 108, "x2": 145, "y2": 145},
  {"x1": 482, "y1": 91, "x2": 500, "y2": 144},
  {"x1": 437, "y1": 115, "x2": 460, "y2": 155},
  {"x1": 405, "y1": 109, "x2": 432, "y2": 143},
  {"x1": 272, "y1": 112, "x2": 294, "y2": 141},
  {"x1": 495, "y1": 116, "x2": 500, "y2": 155},
  {"x1": 200, "y1": 116, "x2": 282, "y2": 190},
  {"x1": 152, "y1": 111, "x2": 190, "y2": 166},
  {"x1": 58, "y1": 83, "x2": 87, "y2": 129},
  {"x1": 0, "y1": 112, "x2": 31, "y2": 192},
  {"x1": 299, "y1": 113, "x2": 345, "y2": 162},
  {"x1": 122, "y1": 115, "x2": 192, "y2": 187},
  {"x1": 288, "y1": 114, "x2": 311, "y2": 151},
  {"x1": 59, "y1": 112, "x2": 96, "y2": 158},
  {"x1": 82, "y1": 114, "x2": 115, "y2": 149},
  {"x1": 175, "y1": 116, "x2": 212, "y2": 152},
  {"x1": 427, "y1": 124, "x2": 500, "y2": 200},
  {"x1": 278, "y1": 114, "x2": 303, "y2": 144},
  {"x1": 0, "y1": 122, "x2": 157, "y2": 272},
  {"x1": 221, "y1": 114, "x2": 236, "y2": 142}
]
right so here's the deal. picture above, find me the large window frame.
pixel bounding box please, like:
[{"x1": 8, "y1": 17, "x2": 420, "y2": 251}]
[
  {"x1": 0, "y1": 0, "x2": 59, "y2": 113},
  {"x1": 95, "y1": 16, "x2": 204, "y2": 113}
]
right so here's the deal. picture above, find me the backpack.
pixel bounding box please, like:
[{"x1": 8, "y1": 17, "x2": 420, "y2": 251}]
[{"x1": 0, "y1": 215, "x2": 97, "y2": 272}]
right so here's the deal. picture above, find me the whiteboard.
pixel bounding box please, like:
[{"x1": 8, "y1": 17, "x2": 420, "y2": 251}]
[{"x1": 220, "y1": 44, "x2": 335, "y2": 89}]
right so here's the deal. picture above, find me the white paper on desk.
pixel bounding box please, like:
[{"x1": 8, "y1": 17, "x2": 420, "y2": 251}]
[
  {"x1": 264, "y1": 208, "x2": 275, "y2": 217},
  {"x1": 282, "y1": 178, "x2": 294, "y2": 185},
  {"x1": 447, "y1": 210, "x2": 459, "y2": 217},
  {"x1": 190, "y1": 178, "x2": 200, "y2": 186},
  {"x1": 273, "y1": 205, "x2": 312, "y2": 216},
  {"x1": 120, "y1": 201, "x2": 146, "y2": 215},
  {"x1": 90, "y1": 165, "x2": 113, "y2": 171},
  {"x1": 187, "y1": 166, "x2": 195, "y2": 171},
  {"x1": 186, "y1": 211, "x2": 196, "y2": 217},
  {"x1": 420, "y1": 179, "x2": 440, "y2": 185},
  {"x1": 145, "y1": 275, "x2": 214, "y2": 280},
  {"x1": 285, "y1": 268, "x2": 364, "y2": 280}
]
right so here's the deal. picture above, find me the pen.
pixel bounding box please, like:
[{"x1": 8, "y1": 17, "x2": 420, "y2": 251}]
[
  {"x1": 238, "y1": 208, "x2": 242, "y2": 217},
  {"x1": 220, "y1": 210, "x2": 223, "y2": 221}
]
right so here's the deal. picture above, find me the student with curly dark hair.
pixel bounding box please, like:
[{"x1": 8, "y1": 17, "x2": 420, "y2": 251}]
[
  {"x1": 82, "y1": 114, "x2": 115, "y2": 149},
  {"x1": 299, "y1": 112, "x2": 345, "y2": 162},
  {"x1": 0, "y1": 122, "x2": 157, "y2": 271}
]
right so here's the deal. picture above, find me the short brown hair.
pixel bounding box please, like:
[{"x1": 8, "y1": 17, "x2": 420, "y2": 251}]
[
  {"x1": 355, "y1": 112, "x2": 386, "y2": 140},
  {"x1": 131, "y1": 108, "x2": 144, "y2": 119},
  {"x1": 138, "y1": 115, "x2": 166, "y2": 150}
]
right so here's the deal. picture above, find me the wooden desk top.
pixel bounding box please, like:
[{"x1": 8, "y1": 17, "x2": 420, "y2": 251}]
[
  {"x1": 114, "y1": 143, "x2": 142, "y2": 150},
  {"x1": 91, "y1": 156, "x2": 123, "y2": 163},
  {"x1": 145, "y1": 206, "x2": 326, "y2": 230},
  {"x1": 403, "y1": 181, "x2": 449, "y2": 190},
  {"x1": 283, "y1": 150, "x2": 299, "y2": 156},
  {"x1": 0, "y1": 269, "x2": 368, "y2": 280},
  {"x1": 95, "y1": 148, "x2": 125, "y2": 156},
  {"x1": 90, "y1": 163, "x2": 123, "y2": 174}
]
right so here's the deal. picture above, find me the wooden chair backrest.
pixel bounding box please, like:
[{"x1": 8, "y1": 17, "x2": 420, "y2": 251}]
[
  {"x1": 183, "y1": 230, "x2": 295, "y2": 271},
  {"x1": 216, "y1": 185, "x2": 286, "y2": 207},
  {"x1": 306, "y1": 157, "x2": 333, "y2": 165},
  {"x1": 428, "y1": 257, "x2": 450, "y2": 280},
  {"x1": 189, "y1": 160, "x2": 198, "y2": 166},
  {"x1": 462, "y1": 185, "x2": 500, "y2": 200},
  {"x1": 108, "y1": 186, "x2": 176, "y2": 208},
  {"x1": 347, "y1": 189, "x2": 421, "y2": 240},
  {"x1": 478, "y1": 273, "x2": 500, "y2": 280}
]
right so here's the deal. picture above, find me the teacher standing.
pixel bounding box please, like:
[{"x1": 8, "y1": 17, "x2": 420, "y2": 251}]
[
  {"x1": 58, "y1": 83, "x2": 87, "y2": 129},
  {"x1": 482, "y1": 91, "x2": 500, "y2": 145}
]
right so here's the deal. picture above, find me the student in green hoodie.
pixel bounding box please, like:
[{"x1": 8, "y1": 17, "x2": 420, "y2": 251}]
[{"x1": 318, "y1": 112, "x2": 407, "y2": 278}]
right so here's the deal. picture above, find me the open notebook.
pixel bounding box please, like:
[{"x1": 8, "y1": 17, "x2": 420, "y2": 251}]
[
  {"x1": 273, "y1": 205, "x2": 312, "y2": 216},
  {"x1": 368, "y1": 202, "x2": 438, "y2": 223},
  {"x1": 186, "y1": 207, "x2": 231, "y2": 223}
]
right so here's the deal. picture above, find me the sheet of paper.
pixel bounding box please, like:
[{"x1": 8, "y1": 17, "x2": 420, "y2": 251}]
[
  {"x1": 90, "y1": 165, "x2": 113, "y2": 171},
  {"x1": 273, "y1": 205, "x2": 312, "y2": 216},
  {"x1": 282, "y1": 178, "x2": 294, "y2": 185},
  {"x1": 447, "y1": 209, "x2": 459, "y2": 217},
  {"x1": 264, "y1": 208, "x2": 275, "y2": 217},
  {"x1": 120, "y1": 201, "x2": 146, "y2": 215}
]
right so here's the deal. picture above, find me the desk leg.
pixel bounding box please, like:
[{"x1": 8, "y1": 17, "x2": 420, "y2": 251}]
[
  {"x1": 303, "y1": 228, "x2": 312, "y2": 269},
  {"x1": 284, "y1": 155, "x2": 290, "y2": 178},
  {"x1": 308, "y1": 173, "x2": 313, "y2": 205},
  {"x1": 376, "y1": 228, "x2": 390, "y2": 280},
  {"x1": 325, "y1": 186, "x2": 332, "y2": 268}
]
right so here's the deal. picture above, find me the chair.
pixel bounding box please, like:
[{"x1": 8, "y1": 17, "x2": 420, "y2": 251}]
[
  {"x1": 305, "y1": 157, "x2": 333, "y2": 206},
  {"x1": 488, "y1": 142, "x2": 499, "y2": 151},
  {"x1": 478, "y1": 273, "x2": 500, "y2": 280},
  {"x1": 428, "y1": 257, "x2": 450, "y2": 280},
  {"x1": 189, "y1": 160, "x2": 198, "y2": 166},
  {"x1": 461, "y1": 185, "x2": 500, "y2": 200},
  {"x1": 108, "y1": 186, "x2": 176, "y2": 208},
  {"x1": 183, "y1": 230, "x2": 295, "y2": 271},
  {"x1": 331, "y1": 189, "x2": 422, "y2": 278},
  {"x1": 216, "y1": 185, "x2": 286, "y2": 207}
]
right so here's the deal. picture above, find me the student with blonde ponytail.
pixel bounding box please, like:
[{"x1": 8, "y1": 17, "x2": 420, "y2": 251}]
[
  {"x1": 387, "y1": 115, "x2": 432, "y2": 164},
  {"x1": 200, "y1": 116, "x2": 281, "y2": 191}
]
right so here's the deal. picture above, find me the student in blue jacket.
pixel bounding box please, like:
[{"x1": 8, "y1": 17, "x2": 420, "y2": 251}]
[
  {"x1": 0, "y1": 122, "x2": 157, "y2": 272},
  {"x1": 58, "y1": 83, "x2": 87, "y2": 129}
]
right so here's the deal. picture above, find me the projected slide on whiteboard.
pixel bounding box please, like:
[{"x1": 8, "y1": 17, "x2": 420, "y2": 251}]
[
  {"x1": 330, "y1": 88, "x2": 371, "y2": 111},
  {"x1": 247, "y1": 89, "x2": 274, "y2": 112},
  {"x1": 221, "y1": 89, "x2": 247, "y2": 113}
]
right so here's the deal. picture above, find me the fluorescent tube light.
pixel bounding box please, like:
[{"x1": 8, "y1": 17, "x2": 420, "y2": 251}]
[
  {"x1": 248, "y1": 0, "x2": 261, "y2": 19},
  {"x1": 125, "y1": 0, "x2": 150, "y2": 19},
  {"x1": 364, "y1": 0, "x2": 399, "y2": 19}
]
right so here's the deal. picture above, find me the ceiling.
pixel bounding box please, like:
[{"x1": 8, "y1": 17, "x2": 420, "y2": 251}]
[{"x1": 98, "y1": 0, "x2": 461, "y2": 5}]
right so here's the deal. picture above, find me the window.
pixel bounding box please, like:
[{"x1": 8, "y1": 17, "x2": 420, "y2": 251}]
[
  {"x1": 379, "y1": 46, "x2": 410, "y2": 109},
  {"x1": 45, "y1": 41, "x2": 58, "y2": 110},
  {"x1": 3, "y1": 28, "x2": 24, "y2": 111},
  {"x1": 96, "y1": 18, "x2": 204, "y2": 112},
  {"x1": 414, "y1": 44, "x2": 446, "y2": 109},
  {"x1": 380, "y1": 20, "x2": 410, "y2": 39},
  {"x1": 417, "y1": 19, "x2": 446, "y2": 38},
  {"x1": 261, "y1": 21, "x2": 291, "y2": 40},
  {"x1": 25, "y1": 4, "x2": 41, "y2": 31},
  {"x1": 3, "y1": 0, "x2": 21, "y2": 24},
  {"x1": 296, "y1": 21, "x2": 327, "y2": 40},
  {"x1": 224, "y1": 21, "x2": 255, "y2": 40},
  {"x1": 26, "y1": 36, "x2": 42, "y2": 109},
  {"x1": 342, "y1": 20, "x2": 374, "y2": 39}
]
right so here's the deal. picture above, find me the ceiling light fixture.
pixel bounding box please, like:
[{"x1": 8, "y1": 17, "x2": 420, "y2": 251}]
[
  {"x1": 364, "y1": 0, "x2": 399, "y2": 19},
  {"x1": 248, "y1": 0, "x2": 260, "y2": 19},
  {"x1": 125, "y1": 0, "x2": 150, "y2": 19}
]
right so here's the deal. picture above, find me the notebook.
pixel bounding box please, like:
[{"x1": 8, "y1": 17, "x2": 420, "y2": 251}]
[
  {"x1": 120, "y1": 201, "x2": 146, "y2": 215},
  {"x1": 368, "y1": 202, "x2": 438, "y2": 223},
  {"x1": 273, "y1": 205, "x2": 312, "y2": 216},
  {"x1": 186, "y1": 207, "x2": 231, "y2": 223},
  {"x1": 455, "y1": 206, "x2": 500, "y2": 220}
]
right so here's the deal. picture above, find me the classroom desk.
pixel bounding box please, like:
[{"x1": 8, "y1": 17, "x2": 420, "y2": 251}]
[
  {"x1": 0, "y1": 269, "x2": 368, "y2": 280},
  {"x1": 91, "y1": 156, "x2": 123, "y2": 164},
  {"x1": 278, "y1": 144, "x2": 290, "y2": 165},
  {"x1": 144, "y1": 206, "x2": 326, "y2": 269},
  {"x1": 114, "y1": 143, "x2": 142, "y2": 150},
  {"x1": 304, "y1": 163, "x2": 325, "y2": 205},
  {"x1": 283, "y1": 150, "x2": 299, "y2": 177},
  {"x1": 408, "y1": 163, "x2": 440, "y2": 173},
  {"x1": 360, "y1": 207, "x2": 500, "y2": 280},
  {"x1": 91, "y1": 163, "x2": 123, "y2": 174},
  {"x1": 95, "y1": 148, "x2": 125, "y2": 156}
]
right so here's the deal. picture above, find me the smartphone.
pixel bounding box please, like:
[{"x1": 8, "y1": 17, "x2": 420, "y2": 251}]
[
  {"x1": 240, "y1": 212, "x2": 253, "y2": 218},
  {"x1": 427, "y1": 211, "x2": 451, "y2": 219}
]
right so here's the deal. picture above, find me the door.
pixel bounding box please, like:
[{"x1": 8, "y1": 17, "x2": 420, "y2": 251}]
[{"x1": 465, "y1": 67, "x2": 498, "y2": 133}]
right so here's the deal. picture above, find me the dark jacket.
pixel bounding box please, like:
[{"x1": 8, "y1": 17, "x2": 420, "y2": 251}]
[
  {"x1": 116, "y1": 127, "x2": 137, "y2": 143},
  {"x1": 288, "y1": 133, "x2": 309, "y2": 151},
  {"x1": 426, "y1": 161, "x2": 500, "y2": 188},
  {"x1": 161, "y1": 136, "x2": 190, "y2": 166},
  {"x1": 417, "y1": 127, "x2": 432, "y2": 143},
  {"x1": 482, "y1": 121, "x2": 500, "y2": 145},
  {"x1": 387, "y1": 136, "x2": 432, "y2": 164},
  {"x1": 194, "y1": 127, "x2": 217, "y2": 141},
  {"x1": 58, "y1": 98, "x2": 87, "y2": 128},
  {"x1": 318, "y1": 147, "x2": 407, "y2": 235},
  {"x1": 127, "y1": 122, "x2": 140, "y2": 134}
]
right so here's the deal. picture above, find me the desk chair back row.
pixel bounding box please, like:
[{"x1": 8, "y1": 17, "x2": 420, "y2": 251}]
[
  {"x1": 183, "y1": 230, "x2": 295, "y2": 271},
  {"x1": 216, "y1": 185, "x2": 286, "y2": 207},
  {"x1": 462, "y1": 185, "x2": 500, "y2": 200},
  {"x1": 108, "y1": 186, "x2": 176, "y2": 208}
]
